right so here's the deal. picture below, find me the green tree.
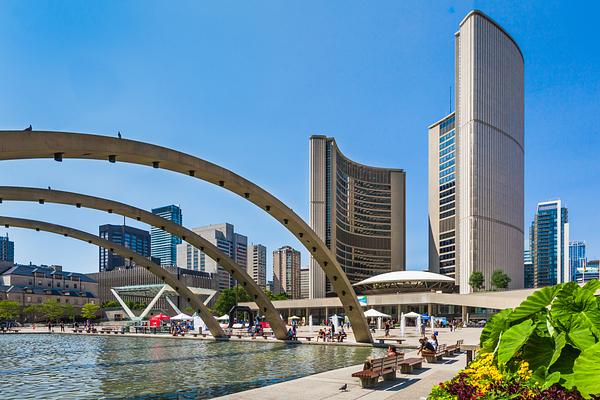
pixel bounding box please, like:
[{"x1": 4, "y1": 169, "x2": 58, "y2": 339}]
[
  {"x1": 81, "y1": 302, "x2": 100, "y2": 320},
  {"x1": 42, "y1": 299, "x2": 64, "y2": 322},
  {"x1": 63, "y1": 303, "x2": 75, "y2": 322},
  {"x1": 214, "y1": 286, "x2": 252, "y2": 316},
  {"x1": 0, "y1": 300, "x2": 21, "y2": 322},
  {"x1": 264, "y1": 290, "x2": 289, "y2": 301},
  {"x1": 491, "y1": 269, "x2": 511, "y2": 290},
  {"x1": 24, "y1": 304, "x2": 44, "y2": 322},
  {"x1": 102, "y1": 300, "x2": 120, "y2": 309},
  {"x1": 183, "y1": 306, "x2": 195, "y2": 315},
  {"x1": 469, "y1": 271, "x2": 485, "y2": 292}
]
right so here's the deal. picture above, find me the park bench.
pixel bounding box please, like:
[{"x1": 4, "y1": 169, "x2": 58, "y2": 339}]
[
  {"x1": 446, "y1": 339, "x2": 464, "y2": 355},
  {"x1": 422, "y1": 344, "x2": 446, "y2": 363},
  {"x1": 351, "y1": 354, "x2": 402, "y2": 388},
  {"x1": 398, "y1": 357, "x2": 424, "y2": 374},
  {"x1": 374, "y1": 336, "x2": 405, "y2": 345}
]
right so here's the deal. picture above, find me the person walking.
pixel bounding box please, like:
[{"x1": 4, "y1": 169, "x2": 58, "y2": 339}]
[
  {"x1": 60, "y1": 321, "x2": 65, "y2": 332},
  {"x1": 384, "y1": 321, "x2": 390, "y2": 337},
  {"x1": 47, "y1": 321, "x2": 52, "y2": 332}
]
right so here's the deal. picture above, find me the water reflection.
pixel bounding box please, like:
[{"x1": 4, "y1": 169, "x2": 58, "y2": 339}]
[{"x1": 0, "y1": 334, "x2": 384, "y2": 399}]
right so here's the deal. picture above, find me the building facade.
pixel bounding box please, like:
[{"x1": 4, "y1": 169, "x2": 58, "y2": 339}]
[
  {"x1": 273, "y1": 246, "x2": 301, "y2": 299},
  {"x1": 300, "y1": 268, "x2": 309, "y2": 299},
  {"x1": 309, "y1": 135, "x2": 406, "y2": 298},
  {"x1": 247, "y1": 244, "x2": 267, "y2": 289},
  {"x1": 530, "y1": 200, "x2": 570, "y2": 287},
  {"x1": 429, "y1": 10, "x2": 525, "y2": 293},
  {"x1": 573, "y1": 259, "x2": 599, "y2": 283},
  {"x1": 99, "y1": 224, "x2": 152, "y2": 271},
  {"x1": 176, "y1": 223, "x2": 247, "y2": 291},
  {"x1": 524, "y1": 249, "x2": 534, "y2": 289},
  {"x1": 0, "y1": 234, "x2": 15, "y2": 263},
  {"x1": 87, "y1": 265, "x2": 216, "y2": 310},
  {"x1": 569, "y1": 241, "x2": 586, "y2": 282},
  {"x1": 151, "y1": 205, "x2": 183, "y2": 267},
  {"x1": 0, "y1": 264, "x2": 98, "y2": 309}
]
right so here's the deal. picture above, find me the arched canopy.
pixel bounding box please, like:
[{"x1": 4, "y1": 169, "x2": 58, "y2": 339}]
[
  {"x1": 0, "y1": 130, "x2": 372, "y2": 342},
  {"x1": 0, "y1": 186, "x2": 288, "y2": 340},
  {"x1": 0, "y1": 215, "x2": 227, "y2": 338}
]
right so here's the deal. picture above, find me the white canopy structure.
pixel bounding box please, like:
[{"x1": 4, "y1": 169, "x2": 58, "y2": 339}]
[
  {"x1": 353, "y1": 270, "x2": 456, "y2": 294},
  {"x1": 363, "y1": 309, "x2": 391, "y2": 318},
  {"x1": 171, "y1": 313, "x2": 193, "y2": 320},
  {"x1": 401, "y1": 311, "x2": 422, "y2": 336},
  {"x1": 216, "y1": 314, "x2": 229, "y2": 321}
]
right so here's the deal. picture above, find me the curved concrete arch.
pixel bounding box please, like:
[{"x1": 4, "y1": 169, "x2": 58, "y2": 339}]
[
  {"x1": 0, "y1": 215, "x2": 227, "y2": 339},
  {"x1": 0, "y1": 186, "x2": 288, "y2": 340},
  {"x1": 0, "y1": 130, "x2": 372, "y2": 342}
]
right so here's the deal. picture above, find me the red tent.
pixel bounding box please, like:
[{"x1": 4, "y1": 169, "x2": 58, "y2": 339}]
[{"x1": 149, "y1": 313, "x2": 171, "y2": 327}]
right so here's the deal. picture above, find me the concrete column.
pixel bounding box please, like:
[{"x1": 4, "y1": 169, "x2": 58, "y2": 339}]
[
  {"x1": 325, "y1": 306, "x2": 328, "y2": 324},
  {"x1": 427, "y1": 303, "x2": 433, "y2": 316},
  {"x1": 462, "y1": 306, "x2": 468, "y2": 323}
]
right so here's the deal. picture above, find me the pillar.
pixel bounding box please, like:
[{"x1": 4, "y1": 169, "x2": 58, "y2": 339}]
[{"x1": 462, "y1": 305, "x2": 468, "y2": 323}]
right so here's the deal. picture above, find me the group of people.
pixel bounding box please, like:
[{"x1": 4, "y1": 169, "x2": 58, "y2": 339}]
[
  {"x1": 170, "y1": 320, "x2": 193, "y2": 336},
  {"x1": 316, "y1": 326, "x2": 346, "y2": 342},
  {"x1": 417, "y1": 333, "x2": 439, "y2": 354}
]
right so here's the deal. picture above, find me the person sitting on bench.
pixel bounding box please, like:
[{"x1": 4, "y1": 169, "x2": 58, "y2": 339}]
[{"x1": 387, "y1": 345, "x2": 399, "y2": 357}]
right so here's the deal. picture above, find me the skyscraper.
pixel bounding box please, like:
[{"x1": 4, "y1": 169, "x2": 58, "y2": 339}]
[
  {"x1": 273, "y1": 245, "x2": 301, "y2": 299},
  {"x1": 530, "y1": 200, "x2": 570, "y2": 287},
  {"x1": 99, "y1": 224, "x2": 152, "y2": 271},
  {"x1": 569, "y1": 241, "x2": 586, "y2": 282},
  {"x1": 524, "y1": 249, "x2": 534, "y2": 289},
  {"x1": 300, "y1": 267, "x2": 309, "y2": 299},
  {"x1": 247, "y1": 244, "x2": 267, "y2": 289},
  {"x1": 176, "y1": 223, "x2": 247, "y2": 291},
  {"x1": 309, "y1": 135, "x2": 406, "y2": 298},
  {"x1": 0, "y1": 234, "x2": 14, "y2": 263},
  {"x1": 151, "y1": 205, "x2": 183, "y2": 267},
  {"x1": 428, "y1": 10, "x2": 524, "y2": 293}
]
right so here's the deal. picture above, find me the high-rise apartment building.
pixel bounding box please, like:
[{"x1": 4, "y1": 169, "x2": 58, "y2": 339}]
[
  {"x1": 300, "y1": 268, "x2": 309, "y2": 299},
  {"x1": 569, "y1": 241, "x2": 586, "y2": 282},
  {"x1": 530, "y1": 200, "x2": 570, "y2": 287},
  {"x1": 0, "y1": 234, "x2": 15, "y2": 263},
  {"x1": 428, "y1": 10, "x2": 524, "y2": 293},
  {"x1": 309, "y1": 136, "x2": 406, "y2": 298},
  {"x1": 176, "y1": 223, "x2": 247, "y2": 291},
  {"x1": 99, "y1": 224, "x2": 152, "y2": 271},
  {"x1": 524, "y1": 249, "x2": 534, "y2": 288},
  {"x1": 273, "y1": 246, "x2": 301, "y2": 299},
  {"x1": 247, "y1": 244, "x2": 267, "y2": 289},
  {"x1": 151, "y1": 205, "x2": 183, "y2": 267}
]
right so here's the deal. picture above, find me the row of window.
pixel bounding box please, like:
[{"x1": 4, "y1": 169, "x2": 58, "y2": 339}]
[
  {"x1": 439, "y1": 151, "x2": 455, "y2": 164},
  {"x1": 439, "y1": 159, "x2": 455, "y2": 171},
  {"x1": 439, "y1": 166, "x2": 455, "y2": 178},
  {"x1": 439, "y1": 137, "x2": 455, "y2": 151},
  {"x1": 439, "y1": 173, "x2": 455, "y2": 185},
  {"x1": 440, "y1": 195, "x2": 455, "y2": 205},
  {"x1": 440, "y1": 144, "x2": 455, "y2": 158},
  {"x1": 439, "y1": 130, "x2": 455, "y2": 144},
  {"x1": 440, "y1": 209, "x2": 455, "y2": 219}
]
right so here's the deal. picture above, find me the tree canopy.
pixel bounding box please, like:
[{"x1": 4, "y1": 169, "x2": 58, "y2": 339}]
[
  {"x1": 491, "y1": 269, "x2": 511, "y2": 290},
  {"x1": 469, "y1": 271, "x2": 485, "y2": 291},
  {"x1": 214, "y1": 286, "x2": 252, "y2": 316},
  {"x1": 80, "y1": 303, "x2": 100, "y2": 320},
  {"x1": 42, "y1": 299, "x2": 64, "y2": 322},
  {"x1": 0, "y1": 300, "x2": 21, "y2": 321}
]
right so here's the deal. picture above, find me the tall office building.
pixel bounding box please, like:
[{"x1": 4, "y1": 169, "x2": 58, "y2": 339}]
[
  {"x1": 176, "y1": 223, "x2": 247, "y2": 291},
  {"x1": 530, "y1": 200, "x2": 570, "y2": 287},
  {"x1": 300, "y1": 268, "x2": 310, "y2": 299},
  {"x1": 247, "y1": 244, "x2": 267, "y2": 289},
  {"x1": 574, "y1": 259, "x2": 599, "y2": 283},
  {"x1": 273, "y1": 245, "x2": 301, "y2": 299},
  {"x1": 99, "y1": 224, "x2": 152, "y2": 271},
  {"x1": 309, "y1": 136, "x2": 406, "y2": 298},
  {"x1": 428, "y1": 10, "x2": 524, "y2": 293},
  {"x1": 569, "y1": 241, "x2": 586, "y2": 282},
  {"x1": 151, "y1": 205, "x2": 183, "y2": 267},
  {"x1": 524, "y1": 249, "x2": 534, "y2": 289},
  {"x1": 0, "y1": 234, "x2": 15, "y2": 263}
]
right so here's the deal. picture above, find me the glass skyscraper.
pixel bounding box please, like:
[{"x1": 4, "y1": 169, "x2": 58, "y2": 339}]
[
  {"x1": 568, "y1": 241, "x2": 586, "y2": 282},
  {"x1": 99, "y1": 224, "x2": 152, "y2": 271},
  {"x1": 530, "y1": 200, "x2": 570, "y2": 287},
  {"x1": 151, "y1": 205, "x2": 183, "y2": 268},
  {"x1": 0, "y1": 234, "x2": 15, "y2": 263},
  {"x1": 524, "y1": 249, "x2": 534, "y2": 288}
]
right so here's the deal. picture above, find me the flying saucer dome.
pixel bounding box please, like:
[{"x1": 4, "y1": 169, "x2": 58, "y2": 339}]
[{"x1": 353, "y1": 270, "x2": 456, "y2": 294}]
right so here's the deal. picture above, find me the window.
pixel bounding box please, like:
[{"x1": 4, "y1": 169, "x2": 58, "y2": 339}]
[
  {"x1": 57, "y1": 283, "x2": 60, "y2": 287},
  {"x1": 65, "y1": 284, "x2": 69, "y2": 288},
  {"x1": 28, "y1": 280, "x2": 33, "y2": 285},
  {"x1": 26, "y1": 296, "x2": 32, "y2": 303},
  {"x1": 74, "y1": 284, "x2": 77, "y2": 289}
]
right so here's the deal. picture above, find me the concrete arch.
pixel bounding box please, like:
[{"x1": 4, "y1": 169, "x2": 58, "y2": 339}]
[
  {"x1": 0, "y1": 130, "x2": 372, "y2": 342},
  {"x1": 0, "y1": 186, "x2": 288, "y2": 340},
  {"x1": 0, "y1": 215, "x2": 227, "y2": 339}
]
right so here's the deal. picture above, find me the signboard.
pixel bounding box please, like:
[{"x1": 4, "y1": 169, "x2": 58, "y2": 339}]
[{"x1": 357, "y1": 295, "x2": 368, "y2": 306}]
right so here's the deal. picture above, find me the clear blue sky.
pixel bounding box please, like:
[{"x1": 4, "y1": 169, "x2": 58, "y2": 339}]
[{"x1": 0, "y1": 1, "x2": 599, "y2": 278}]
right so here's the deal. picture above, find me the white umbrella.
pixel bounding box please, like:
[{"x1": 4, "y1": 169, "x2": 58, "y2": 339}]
[
  {"x1": 216, "y1": 314, "x2": 229, "y2": 321},
  {"x1": 289, "y1": 315, "x2": 301, "y2": 320},
  {"x1": 171, "y1": 313, "x2": 193, "y2": 320},
  {"x1": 404, "y1": 311, "x2": 420, "y2": 318},
  {"x1": 363, "y1": 309, "x2": 391, "y2": 318}
]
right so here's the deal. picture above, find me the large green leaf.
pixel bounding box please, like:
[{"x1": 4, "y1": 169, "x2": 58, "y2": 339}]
[
  {"x1": 480, "y1": 308, "x2": 513, "y2": 352},
  {"x1": 497, "y1": 319, "x2": 535, "y2": 366},
  {"x1": 509, "y1": 285, "x2": 561, "y2": 322},
  {"x1": 582, "y1": 279, "x2": 600, "y2": 294},
  {"x1": 573, "y1": 342, "x2": 600, "y2": 399},
  {"x1": 550, "y1": 344, "x2": 581, "y2": 390},
  {"x1": 522, "y1": 332, "x2": 554, "y2": 371},
  {"x1": 549, "y1": 332, "x2": 567, "y2": 368},
  {"x1": 568, "y1": 314, "x2": 598, "y2": 351}
]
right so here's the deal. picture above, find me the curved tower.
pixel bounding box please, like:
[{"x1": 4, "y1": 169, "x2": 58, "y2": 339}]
[
  {"x1": 429, "y1": 10, "x2": 524, "y2": 293},
  {"x1": 309, "y1": 136, "x2": 406, "y2": 298}
]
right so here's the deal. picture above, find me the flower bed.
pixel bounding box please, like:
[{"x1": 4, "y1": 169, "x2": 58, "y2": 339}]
[{"x1": 429, "y1": 280, "x2": 600, "y2": 399}]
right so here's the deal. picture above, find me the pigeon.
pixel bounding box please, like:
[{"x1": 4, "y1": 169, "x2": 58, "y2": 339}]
[
  {"x1": 117, "y1": 131, "x2": 122, "y2": 139},
  {"x1": 24, "y1": 125, "x2": 32, "y2": 131},
  {"x1": 339, "y1": 383, "x2": 348, "y2": 392}
]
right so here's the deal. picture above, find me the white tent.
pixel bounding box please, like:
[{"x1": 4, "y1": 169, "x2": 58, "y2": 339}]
[
  {"x1": 401, "y1": 312, "x2": 421, "y2": 336},
  {"x1": 216, "y1": 314, "x2": 229, "y2": 321},
  {"x1": 289, "y1": 315, "x2": 301, "y2": 320},
  {"x1": 363, "y1": 309, "x2": 391, "y2": 318},
  {"x1": 171, "y1": 313, "x2": 193, "y2": 320}
]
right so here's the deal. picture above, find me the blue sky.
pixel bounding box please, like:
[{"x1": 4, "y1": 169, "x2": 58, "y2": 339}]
[{"x1": 0, "y1": 1, "x2": 599, "y2": 278}]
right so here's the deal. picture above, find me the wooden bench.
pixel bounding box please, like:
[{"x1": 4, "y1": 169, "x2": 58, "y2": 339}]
[
  {"x1": 422, "y1": 344, "x2": 446, "y2": 363},
  {"x1": 446, "y1": 339, "x2": 464, "y2": 355},
  {"x1": 351, "y1": 355, "x2": 402, "y2": 388},
  {"x1": 374, "y1": 337, "x2": 405, "y2": 345},
  {"x1": 398, "y1": 357, "x2": 423, "y2": 374}
]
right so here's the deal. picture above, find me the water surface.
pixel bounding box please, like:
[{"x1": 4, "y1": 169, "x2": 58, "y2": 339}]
[{"x1": 0, "y1": 334, "x2": 384, "y2": 399}]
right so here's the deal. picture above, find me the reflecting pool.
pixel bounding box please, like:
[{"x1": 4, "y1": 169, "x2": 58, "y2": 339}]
[{"x1": 0, "y1": 334, "x2": 384, "y2": 399}]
